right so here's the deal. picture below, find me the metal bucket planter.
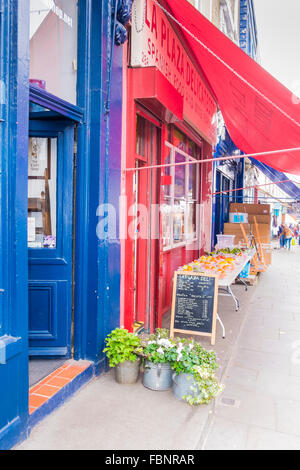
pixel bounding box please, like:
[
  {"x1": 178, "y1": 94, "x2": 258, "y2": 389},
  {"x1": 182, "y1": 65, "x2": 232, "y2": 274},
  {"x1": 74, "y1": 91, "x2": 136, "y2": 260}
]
[
  {"x1": 172, "y1": 373, "x2": 200, "y2": 401},
  {"x1": 142, "y1": 361, "x2": 173, "y2": 391},
  {"x1": 115, "y1": 359, "x2": 140, "y2": 384}
]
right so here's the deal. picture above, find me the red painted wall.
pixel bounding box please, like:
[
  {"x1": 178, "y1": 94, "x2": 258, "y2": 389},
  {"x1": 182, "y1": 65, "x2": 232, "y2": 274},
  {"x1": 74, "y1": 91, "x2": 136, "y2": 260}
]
[{"x1": 121, "y1": 9, "x2": 216, "y2": 331}]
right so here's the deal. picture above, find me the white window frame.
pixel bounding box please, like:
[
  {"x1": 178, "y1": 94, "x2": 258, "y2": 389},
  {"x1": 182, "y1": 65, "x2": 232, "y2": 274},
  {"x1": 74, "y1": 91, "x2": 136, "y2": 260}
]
[{"x1": 162, "y1": 141, "x2": 200, "y2": 252}]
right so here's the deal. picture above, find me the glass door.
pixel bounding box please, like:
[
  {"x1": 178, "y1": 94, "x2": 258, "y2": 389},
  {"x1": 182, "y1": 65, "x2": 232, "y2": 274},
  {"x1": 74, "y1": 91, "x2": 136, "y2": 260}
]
[{"x1": 28, "y1": 120, "x2": 74, "y2": 356}]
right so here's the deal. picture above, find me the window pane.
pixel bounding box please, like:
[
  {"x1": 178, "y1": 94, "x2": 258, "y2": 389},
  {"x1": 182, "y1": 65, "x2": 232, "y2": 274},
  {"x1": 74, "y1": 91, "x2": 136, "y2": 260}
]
[
  {"x1": 173, "y1": 128, "x2": 185, "y2": 151},
  {"x1": 186, "y1": 202, "x2": 197, "y2": 240},
  {"x1": 163, "y1": 147, "x2": 172, "y2": 197},
  {"x1": 136, "y1": 115, "x2": 146, "y2": 157},
  {"x1": 188, "y1": 161, "x2": 197, "y2": 199},
  {"x1": 28, "y1": 138, "x2": 57, "y2": 249},
  {"x1": 174, "y1": 153, "x2": 186, "y2": 198},
  {"x1": 173, "y1": 200, "x2": 185, "y2": 243},
  {"x1": 30, "y1": 0, "x2": 78, "y2": 104},
  {"x1": 187, "y1": 138, "x2": 195, "y2": 157},
  {"x1": 161, "y1": 200, "x2": 172, "y2": 247}
]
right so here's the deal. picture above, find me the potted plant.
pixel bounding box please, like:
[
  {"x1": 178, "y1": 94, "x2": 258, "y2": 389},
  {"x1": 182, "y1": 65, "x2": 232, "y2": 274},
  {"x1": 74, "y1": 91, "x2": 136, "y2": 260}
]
[
  {"x1": 103, "y1": 328, "x2": 142, "y2": 384},
  {"x1": 172, "y1": 340, "x2": 223, "y2": 405},
  {"x1": 141, "y1": 329, "x2": 177, "y2": 391}
]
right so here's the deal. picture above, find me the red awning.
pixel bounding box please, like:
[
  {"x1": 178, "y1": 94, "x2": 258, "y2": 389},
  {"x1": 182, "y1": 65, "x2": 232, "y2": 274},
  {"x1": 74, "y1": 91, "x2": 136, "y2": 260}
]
[{"x1": 161, "y1": 0, "x2": 300, "y2": 175}]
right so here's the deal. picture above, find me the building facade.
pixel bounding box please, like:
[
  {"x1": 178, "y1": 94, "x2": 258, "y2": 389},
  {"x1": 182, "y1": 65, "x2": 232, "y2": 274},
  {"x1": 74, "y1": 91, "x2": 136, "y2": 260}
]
[
  {"x1": 190, "y1": 0, "x2": 260, "y2": 245},
  {"x1": 2, "y1": 0, "x2": 291, "y2": 451},
  {"x1": 121, "y1": 0, "x2": 219, "y2": 333},
  {"x1": 189, "y1": 0, "x2": 245, "y2": 245},
  {"x1": 239, "y1": 0, "x2": 259, "y2": 60},
  {"x1": 0, "y1": 0, "x2": 125, "y2": 449}
]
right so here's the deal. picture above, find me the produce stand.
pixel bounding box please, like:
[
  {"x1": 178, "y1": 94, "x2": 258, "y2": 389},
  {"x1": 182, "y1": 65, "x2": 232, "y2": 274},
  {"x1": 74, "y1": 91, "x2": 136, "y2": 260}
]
[
  {"x1": 218, "y1": 248, "x2": 256, "y2": 311},
  {"x1": 215, "y1": 248, "x2": 255, "y2": 339},
  {"x1": 178, "y1": 247, "x2": 257, "y2": 340}
]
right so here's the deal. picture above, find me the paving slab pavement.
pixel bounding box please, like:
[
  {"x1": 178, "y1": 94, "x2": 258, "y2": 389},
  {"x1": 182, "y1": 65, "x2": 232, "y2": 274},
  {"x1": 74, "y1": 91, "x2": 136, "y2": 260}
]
[
  {"x1": 203, "y1": 245, "x2": 300, "y2": 450},
  {"x1": 17, "y1": 245, "x2": 300, "y2": 450}
]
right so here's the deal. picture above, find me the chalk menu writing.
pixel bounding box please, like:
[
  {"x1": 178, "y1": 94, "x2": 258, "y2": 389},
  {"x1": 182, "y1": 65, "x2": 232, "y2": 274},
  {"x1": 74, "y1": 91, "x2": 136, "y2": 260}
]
[{"x1": 173, "y1": 274, "x2": 216, "y2": 333}]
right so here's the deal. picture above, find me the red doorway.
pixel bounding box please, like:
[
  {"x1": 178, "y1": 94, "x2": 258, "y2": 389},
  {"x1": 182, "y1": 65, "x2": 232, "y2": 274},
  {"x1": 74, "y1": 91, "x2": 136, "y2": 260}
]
[{"x1": 133, "y1": 113, "x2": 161, "y2": 332}]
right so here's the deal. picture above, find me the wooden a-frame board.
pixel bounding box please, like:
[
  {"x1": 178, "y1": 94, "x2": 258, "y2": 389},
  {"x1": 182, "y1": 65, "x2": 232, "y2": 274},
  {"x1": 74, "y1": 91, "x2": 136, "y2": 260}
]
[{"x1": 170, "y1": 271, "x2": 219, "y2": 346}]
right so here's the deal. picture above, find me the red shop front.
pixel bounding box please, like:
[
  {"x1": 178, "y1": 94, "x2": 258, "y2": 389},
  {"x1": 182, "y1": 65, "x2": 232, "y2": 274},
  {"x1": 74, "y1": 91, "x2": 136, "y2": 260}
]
[{"x1": 121, "y1": 0, "x2": 218, "y2": 333}]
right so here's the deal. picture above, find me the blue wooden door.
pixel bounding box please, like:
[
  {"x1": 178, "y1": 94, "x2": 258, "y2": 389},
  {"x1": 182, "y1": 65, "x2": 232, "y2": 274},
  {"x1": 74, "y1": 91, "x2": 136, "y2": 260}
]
[{"x1": 28, "y1": 120, "x2": 74, "y2": 357}]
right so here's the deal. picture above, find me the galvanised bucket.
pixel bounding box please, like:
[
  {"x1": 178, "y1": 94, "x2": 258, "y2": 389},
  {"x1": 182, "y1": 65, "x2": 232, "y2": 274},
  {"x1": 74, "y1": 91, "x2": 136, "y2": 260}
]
[
  {"x1": 172, "y1": 373, "x2": 200, "y2": 401},
  {"x1": 115, "y1": 359, "x2": 140, "y2": 384},
  {"x1": 142, "y1": 361, "x2": 173, "y2": 391}
]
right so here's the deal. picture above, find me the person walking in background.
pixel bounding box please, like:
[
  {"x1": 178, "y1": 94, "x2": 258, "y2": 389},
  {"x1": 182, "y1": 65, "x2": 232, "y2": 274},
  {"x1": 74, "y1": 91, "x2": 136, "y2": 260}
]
[
  {"x1": 297, "y1": 224, "x2": 300, "y2": 246},
  {"x1": 278, "y1": 224, "x2": 285, "y2": 249},
  {"x1": 279, "y1": 225, "x2": 293, "y2": 250}
]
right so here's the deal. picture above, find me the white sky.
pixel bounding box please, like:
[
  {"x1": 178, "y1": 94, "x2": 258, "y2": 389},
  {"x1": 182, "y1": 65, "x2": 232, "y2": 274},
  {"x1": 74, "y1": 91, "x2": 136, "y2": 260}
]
[
  {"x1": 253, "y1": 0, "x2": 300, "y2": 183},
  {"x1": 253, "y1": 0, "x2": 300, "y2": 95}
]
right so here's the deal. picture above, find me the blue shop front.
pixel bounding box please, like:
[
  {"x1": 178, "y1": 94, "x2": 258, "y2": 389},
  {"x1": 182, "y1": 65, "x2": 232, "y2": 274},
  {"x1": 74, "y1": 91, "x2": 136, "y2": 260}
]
[{"x1": 0, "y1": 0, "x2": 127, "y2": 449}]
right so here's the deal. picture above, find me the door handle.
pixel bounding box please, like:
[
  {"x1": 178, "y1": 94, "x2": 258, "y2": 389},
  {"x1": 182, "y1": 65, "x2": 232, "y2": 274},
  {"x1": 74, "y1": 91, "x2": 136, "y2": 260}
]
[{"x1": 0, "y1": 289, "x2": 4, "y2": 294}]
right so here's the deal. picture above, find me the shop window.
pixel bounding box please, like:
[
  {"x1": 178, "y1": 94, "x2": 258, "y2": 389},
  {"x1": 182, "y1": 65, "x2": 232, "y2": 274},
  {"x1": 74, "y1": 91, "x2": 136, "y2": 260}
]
[
  {"x1": 161, "y1": 199, "x2": 172, "y2": 247},
  {"x1": 188, "y1": 162, "x2": 198, "y2": 200},
  {"x1": 173, "y1": 200, "x2": 185, "y2": 243},
  {"x1": 28, "y1": 137, "x2": 57, "y2": 249},
  {"x1": 162, "y1": 128, "x2": 201, "y2": 250},
  {"x1": 30, "y1": 0, "x2": 78, "y2": 104},
  {"x1": 173, "y1": 128, "x2": 185, "y2": 151},
  {"x1": 136, "y1": 114, "x2": 146, "y2": 157},
  {"x1": 174, "y1": 153, "x2": 185, "y2": 198},
  {"x1": 186, "y1": 202, "x2": 197, "y2": 240},
  {"x1": 163, "y1": 146, "x2": 172, "y2": 198}
]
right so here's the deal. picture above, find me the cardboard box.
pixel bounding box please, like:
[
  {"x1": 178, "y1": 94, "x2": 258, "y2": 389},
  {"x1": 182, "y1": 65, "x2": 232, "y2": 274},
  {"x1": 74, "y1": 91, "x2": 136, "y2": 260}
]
[
  {"x1": 230, "y1": 203, "x2": 270, "y2": 215},
  {"x1": 229, "y1": 212, "x2": 249, "y2": 223},
  {"x1": 252, "y1": 223, "x2": 271, "y2": 243},
  {"x1": 223, "y1": 223, "x2": 250, "y2": 234},
  {"x1": 247, "y1": 214, "x2": 271, "y2": 224},
  {"x1": 234, "y1": 236, "x2": 250, "y2": 245},
  {"x1": 223, "y1": 223, "x2": 250, "y2": 245}
]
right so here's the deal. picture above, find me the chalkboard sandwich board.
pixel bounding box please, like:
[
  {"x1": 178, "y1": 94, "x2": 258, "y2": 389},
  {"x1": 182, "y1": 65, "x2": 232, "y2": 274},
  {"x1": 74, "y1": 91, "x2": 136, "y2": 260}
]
[{"x1": 170, "y1": 271, "x2": 219, "y2": 345}]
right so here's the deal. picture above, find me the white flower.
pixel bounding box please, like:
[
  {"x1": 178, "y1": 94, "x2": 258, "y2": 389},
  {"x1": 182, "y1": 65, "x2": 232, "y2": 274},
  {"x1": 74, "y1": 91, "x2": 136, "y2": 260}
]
[
  {"x1": 177, "y1": 353, "x2": 183, "y2": 362},
  {"x1": 147, "y1": 340, "x2": 156, "y2": 345},
  {"x1": 157, "y1": 338, "x2": 173, "y2": 349},
  {"x1": 157, "y1": 347, "x2": 164, "y2": 355},
  {"x1": 188, "y1": 343, "x2": 194, "y2": 351},
  {"x1": 196, "y1": 366, "x2": 211, "y2": 380}
]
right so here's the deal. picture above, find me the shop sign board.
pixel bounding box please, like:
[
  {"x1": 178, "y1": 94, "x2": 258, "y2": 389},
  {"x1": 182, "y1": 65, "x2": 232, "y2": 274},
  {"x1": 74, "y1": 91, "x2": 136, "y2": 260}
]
[
  {"x1": 170, "y1": 271, "x2": 218, "y2": 345},
  {"x1": 131, "y1": 0, "x2": 217, "y2": 144}
]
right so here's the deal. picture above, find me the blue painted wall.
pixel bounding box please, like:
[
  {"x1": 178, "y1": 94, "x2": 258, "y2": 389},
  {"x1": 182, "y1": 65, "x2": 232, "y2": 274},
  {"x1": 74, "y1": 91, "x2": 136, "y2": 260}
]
[
  {"x1": 0, "y1": 0, "x2": 30, "y2": 450},
  {"x1": 74, "y1": 0, "x2": 123, "y2": 368},
  {"x1": 0, "y1": 0, "x2": 124, "y2": 448}
]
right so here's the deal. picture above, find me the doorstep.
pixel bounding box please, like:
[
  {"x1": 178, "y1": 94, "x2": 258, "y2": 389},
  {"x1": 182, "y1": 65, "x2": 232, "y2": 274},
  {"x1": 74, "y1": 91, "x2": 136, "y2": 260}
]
[{"x1": 29, "y1": 360, "x2": 94, "y2": 428}]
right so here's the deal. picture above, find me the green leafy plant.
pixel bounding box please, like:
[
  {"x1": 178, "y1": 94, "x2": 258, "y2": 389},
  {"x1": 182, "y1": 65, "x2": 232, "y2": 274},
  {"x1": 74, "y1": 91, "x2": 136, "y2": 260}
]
[
  {"x1": 103, "y1": 328, "x2": 142, "y2": 368},
  {"x1": 182, "y1": 365, "x2": 224, "y2": 405},
  {"x1": 171, "y1": 340, "x2": 218, "y2": 375},
  {"x1": 140, "y1": 329, "x2": 178, "y2": 365},
  {"x1": 172, "y1": 339, "x2": 223, "y2": 406}
]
